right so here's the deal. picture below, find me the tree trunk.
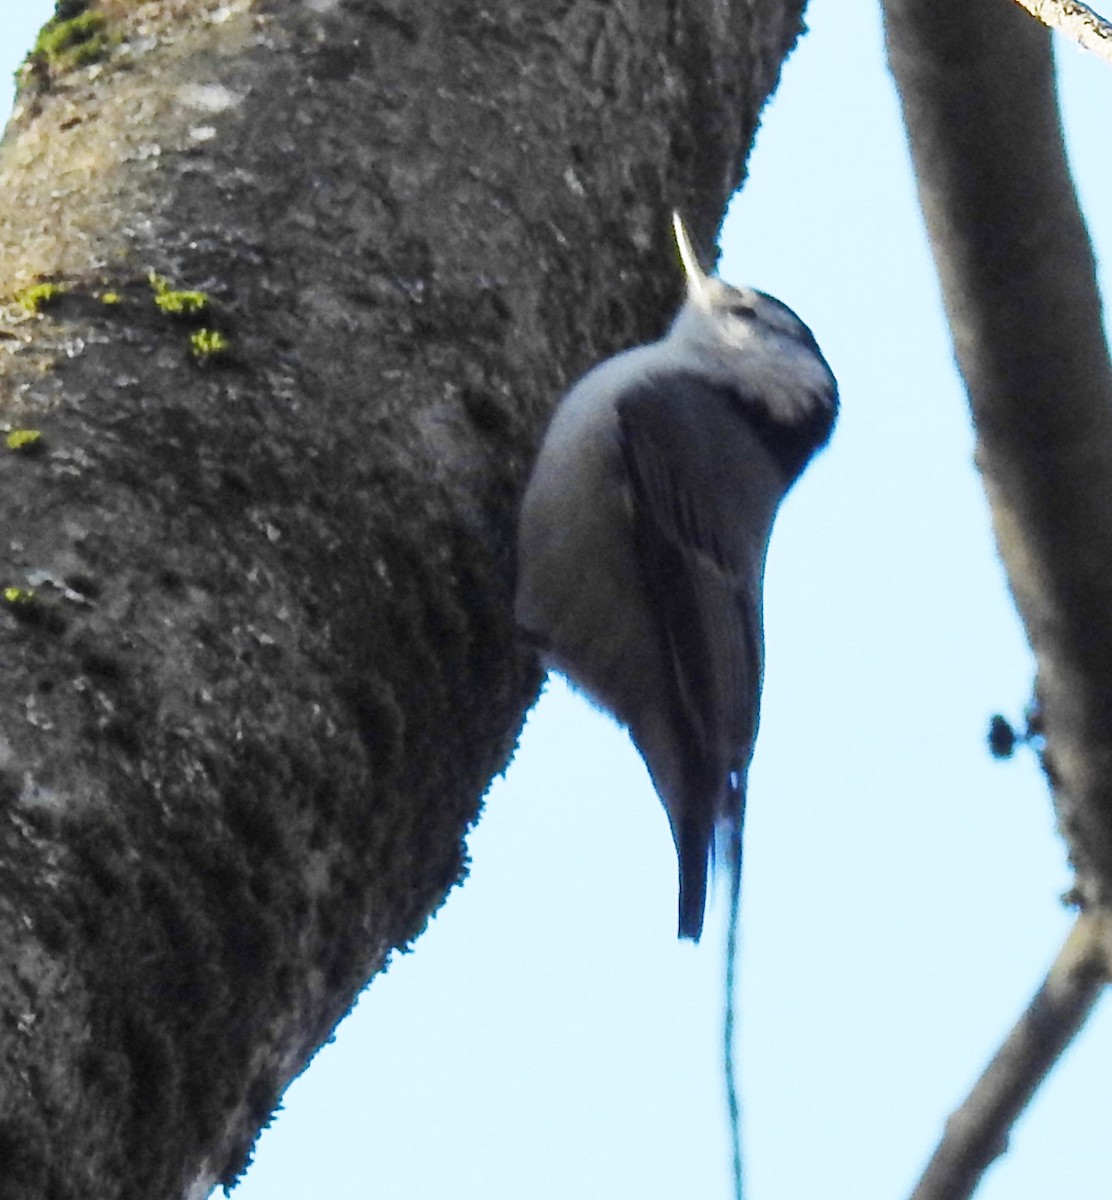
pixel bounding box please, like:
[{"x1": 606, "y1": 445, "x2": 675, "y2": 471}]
[{"x1": 0, "y1": 0, "x2": 805, "y2": 1194}]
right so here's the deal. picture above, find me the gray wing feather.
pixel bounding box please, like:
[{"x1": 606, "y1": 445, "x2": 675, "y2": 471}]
[{"x1": 617, "y1": 372, "x2": 782, "y2": 937}]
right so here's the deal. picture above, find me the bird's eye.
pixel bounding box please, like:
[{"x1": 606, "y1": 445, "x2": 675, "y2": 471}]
[{"x1": 728, "y1": 302, "x2": 755, "y2": 319}]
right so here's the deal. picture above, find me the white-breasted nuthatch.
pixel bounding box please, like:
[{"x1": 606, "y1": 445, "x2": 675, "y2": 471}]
[{"x1": 515, "y1": 213, "x2": 837, "y2": 940}]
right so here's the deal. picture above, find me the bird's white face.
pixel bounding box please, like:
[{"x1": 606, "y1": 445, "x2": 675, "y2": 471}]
[
  {"x1": 669, "y1": 214, "x2": 832, "y2": 394},
  {"x1": 694, "y1": 277, "x2": 818, "y2": 354},
  {"x1": 666, "y1": 276, "x2": 836, "y2": 407}
]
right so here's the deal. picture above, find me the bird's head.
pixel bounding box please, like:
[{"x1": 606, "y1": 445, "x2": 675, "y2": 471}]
[{"x1": 665, "y1": 212, "x2": 838, "y2": 453}]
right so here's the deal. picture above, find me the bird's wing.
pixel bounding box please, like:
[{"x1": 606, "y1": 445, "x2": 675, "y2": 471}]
[{"x1": 617, "y1": 372, "x2": 780, "y2": 935}]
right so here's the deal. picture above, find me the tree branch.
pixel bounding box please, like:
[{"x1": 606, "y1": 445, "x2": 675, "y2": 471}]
[
  {"x1": 1012, "y1": 0, "x2": 1112, "y2": 66},
  {"x1": 909, "y1": 911, "x2": 1111, "y2": 1200},
  {"x1": 882, "y1": 0, "x2": 1112, "y2": 907}
]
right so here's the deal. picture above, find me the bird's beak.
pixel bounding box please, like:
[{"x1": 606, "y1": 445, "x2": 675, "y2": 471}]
[{"x1": 672, "y1": 212, "x2": 712, "y2": 309}]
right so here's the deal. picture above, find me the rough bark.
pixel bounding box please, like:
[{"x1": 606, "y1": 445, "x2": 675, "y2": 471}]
[
  {"x1": 883, "y1": 0, "x2": 1112, "y2": 906},
  {"x1": 0, "y1": 0, "x2": 806, "y2": 1195}
]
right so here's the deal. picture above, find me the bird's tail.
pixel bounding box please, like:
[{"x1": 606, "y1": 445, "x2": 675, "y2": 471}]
[
  {"x1": 677, "y1": 774, "x2": 746, "y2": 941},
  {"x1": 677, "y1": 814, "x2": 710, "y2": 940}
]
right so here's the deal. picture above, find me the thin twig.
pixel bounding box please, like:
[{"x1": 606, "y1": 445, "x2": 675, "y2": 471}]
[
  {"x1": 1013, "y1": 0, "x2": 1112, "y2": 66},
  {"x1": 723, "y1": 819, "x2": 744, "y2": 1200},
  {"x1": 908, "y1": 911, "x2": 1111, "y2": 1200}
]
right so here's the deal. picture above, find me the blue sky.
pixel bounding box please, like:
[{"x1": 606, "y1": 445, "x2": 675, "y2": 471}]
[{"x1": 3, "y1": 4, "x2": 1110, "y2": 1198}]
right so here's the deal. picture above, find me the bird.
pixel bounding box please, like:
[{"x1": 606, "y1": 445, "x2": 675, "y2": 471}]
[{"x1": 514, "y1": 212, "x2": 837, "y2": 941}]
